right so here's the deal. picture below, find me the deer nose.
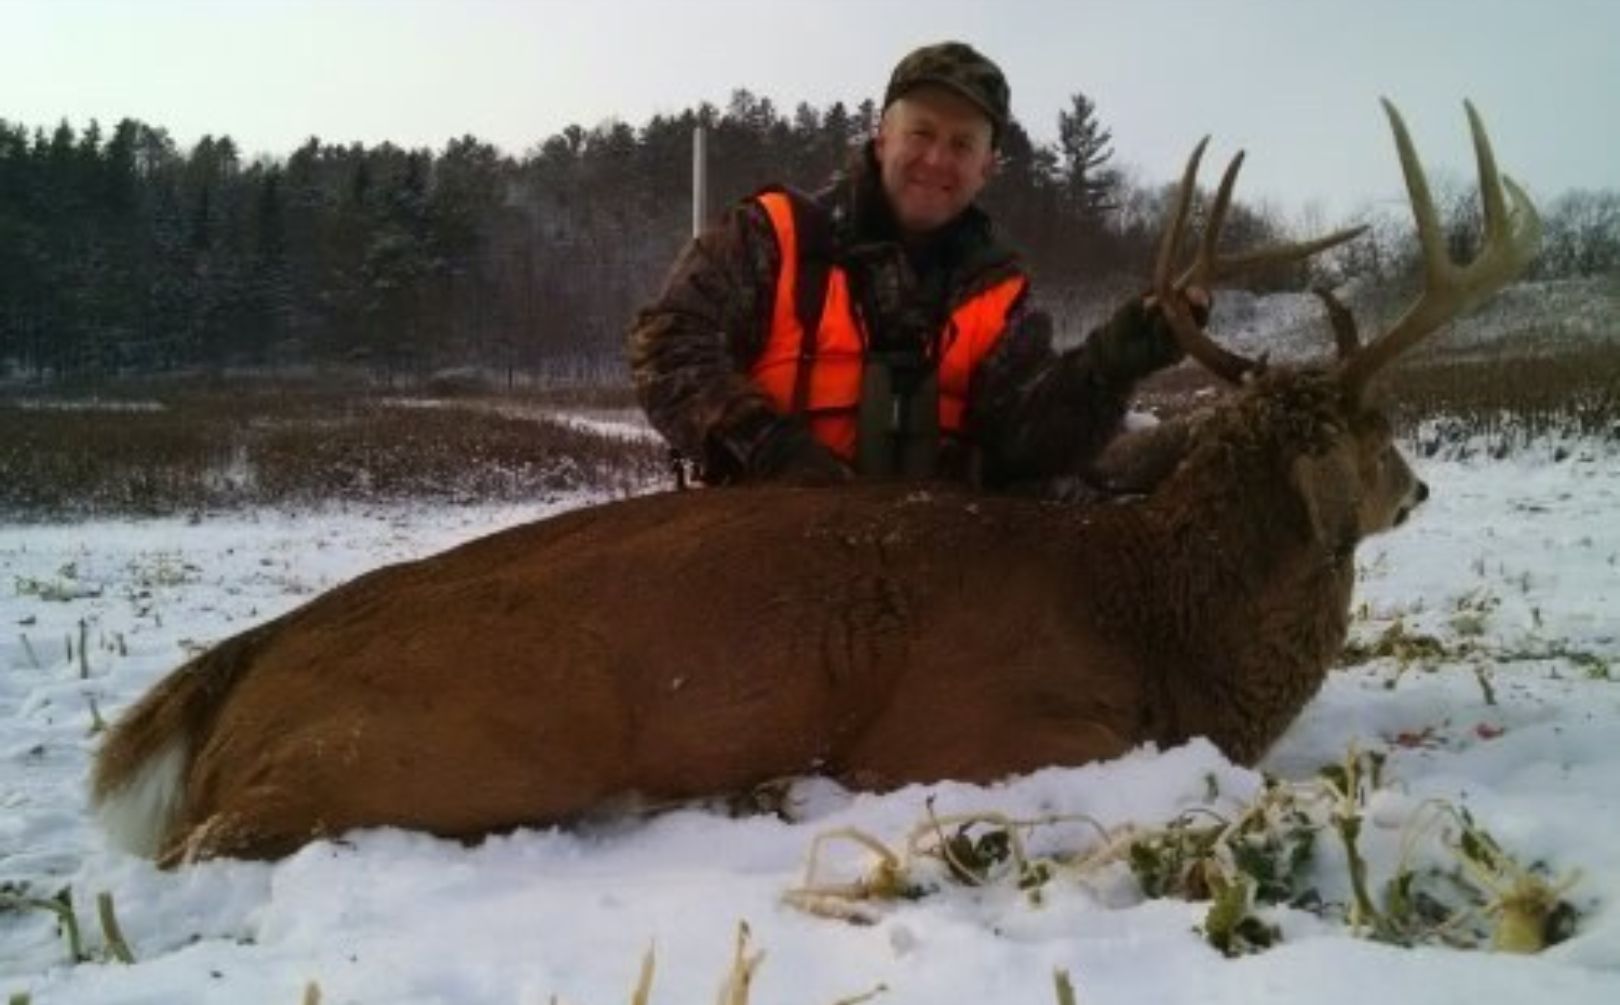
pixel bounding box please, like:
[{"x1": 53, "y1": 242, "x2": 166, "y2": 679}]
[{"x1": 1414, "y1": 480, "x2": 1430, "y2": 504}]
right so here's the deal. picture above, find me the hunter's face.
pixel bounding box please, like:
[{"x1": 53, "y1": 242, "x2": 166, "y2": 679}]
[{"x1": 874, "y1": 86, "x2": 997, "y2": 236}]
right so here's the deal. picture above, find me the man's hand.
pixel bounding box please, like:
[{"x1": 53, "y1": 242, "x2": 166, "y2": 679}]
[
  {"x1": 1143, "y1": 284, "x2": 1213, "y2": 328},
  {"x1": 707, "y1": 404, "x2": 852, "y2": 486},
  {"x1": 1089, "y1": 286, "x2": 1214, "y2": 381},
  {"x1": 748, "y1": 420, "x2": 853, "y2": 486}
]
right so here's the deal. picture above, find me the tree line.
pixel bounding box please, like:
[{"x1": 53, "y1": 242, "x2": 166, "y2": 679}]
[{"x1": 2, "y1": 92, "x2": 1615, "y2": 384}]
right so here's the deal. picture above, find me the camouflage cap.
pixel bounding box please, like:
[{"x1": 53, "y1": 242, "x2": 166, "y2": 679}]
[{"x1": 883, "y1": 41, "x2": 1010, "y2": 143}]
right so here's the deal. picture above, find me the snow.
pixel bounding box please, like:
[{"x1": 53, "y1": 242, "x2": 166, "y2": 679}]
[{"x1": 3, "y1": 445, "x2": 1619, "y2": 1004}]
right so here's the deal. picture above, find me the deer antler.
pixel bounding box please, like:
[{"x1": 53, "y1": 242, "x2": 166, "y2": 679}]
[
  {"x1": 1313, "y1": 286, "x2": 1361, "y2": 360},
  {"x1": 1155, "y1": 140, "x2": 1366, "y2": 385},
  {"x1": 1338, "y1": 100, "x2": 1542, "y2": 393}
]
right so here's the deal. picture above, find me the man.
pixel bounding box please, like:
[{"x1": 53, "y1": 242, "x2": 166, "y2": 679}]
[{"x1": 628, "y1": 41, "x2": 1200, "y2": 488}]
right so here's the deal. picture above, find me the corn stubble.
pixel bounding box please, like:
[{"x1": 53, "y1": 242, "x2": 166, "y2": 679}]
[{"x1": 782, "y1": 746, "x2": 1582, "y2": 959}]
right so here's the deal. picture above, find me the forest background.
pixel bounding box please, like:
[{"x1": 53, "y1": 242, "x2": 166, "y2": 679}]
[{"x1": 6, "y1": 91, "x2": 1615, "y2": 387}]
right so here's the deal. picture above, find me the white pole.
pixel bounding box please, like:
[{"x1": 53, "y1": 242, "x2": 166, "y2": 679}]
[{"x1": 691, "y1": 124, "x2": 709, "y2": 238}]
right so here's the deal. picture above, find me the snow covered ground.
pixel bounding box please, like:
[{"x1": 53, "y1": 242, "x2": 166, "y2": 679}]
[{"x1": 2, "y1": 441, "x2": 1618, "y2": 1004}]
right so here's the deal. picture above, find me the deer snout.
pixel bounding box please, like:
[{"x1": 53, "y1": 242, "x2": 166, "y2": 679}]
[{"x1": 1394, "y1": 478, "x2": 1430, "y2": 527}]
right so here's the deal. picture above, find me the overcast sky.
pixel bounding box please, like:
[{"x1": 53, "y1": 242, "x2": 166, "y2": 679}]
[{"x1": 6, "y1": 0, "x2": 1616, "y2": 219}]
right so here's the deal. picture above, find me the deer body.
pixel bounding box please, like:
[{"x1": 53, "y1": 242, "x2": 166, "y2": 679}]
[{"x1": 95, "y1": 374, "x2": 1375, "y2": 863}]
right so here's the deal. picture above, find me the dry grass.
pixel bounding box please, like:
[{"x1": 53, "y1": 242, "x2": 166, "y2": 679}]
[
  {"x1": 1136, "y1": 338, "x2": 1620, "y2": 448},
  {"x1": 4, "y1": 338, "x2": 1616, "y2": 521},
  {"x1": 0, "y1": 380, "x2": 664, "y2": 521},
  {"x1": 1380, "y1": 342, "x2": 1620, "y2": 450}
]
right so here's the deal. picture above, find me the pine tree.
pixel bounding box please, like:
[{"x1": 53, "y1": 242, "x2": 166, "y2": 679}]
[{"x1": 1057, "y1": 93, "x2": 1118, "y2": 221}]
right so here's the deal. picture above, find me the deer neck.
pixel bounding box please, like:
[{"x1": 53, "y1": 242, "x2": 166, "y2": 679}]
[{"x1": 1130, "y1": 380, "x2": 1361, "y2": 759}]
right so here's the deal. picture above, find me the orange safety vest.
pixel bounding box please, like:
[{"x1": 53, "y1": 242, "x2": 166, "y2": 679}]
[{"x1": 748, "y1": 190, "x2": 1027, "y2": 462}]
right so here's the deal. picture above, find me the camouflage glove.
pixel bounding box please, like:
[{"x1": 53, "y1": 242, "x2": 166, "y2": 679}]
[
  {"x1": 712, "y1": 406, "x2": 851, "y2": 486},
  {"x1": 749, "y1": 420, "x2": 853, "y2": 486},
  {"x1": 1086, "y1": 292, "x2": 1205, "y2": 381}
]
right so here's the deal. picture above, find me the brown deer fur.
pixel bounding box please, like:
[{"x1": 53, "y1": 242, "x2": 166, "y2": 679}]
[{"x1": 92, "y1": 369, "x2": 1423, "y2": 863}]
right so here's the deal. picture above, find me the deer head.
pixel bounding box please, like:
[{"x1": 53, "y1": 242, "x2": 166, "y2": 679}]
[{"x1": 1146, "y1": 99, "x2": 1540, "y2": 545}]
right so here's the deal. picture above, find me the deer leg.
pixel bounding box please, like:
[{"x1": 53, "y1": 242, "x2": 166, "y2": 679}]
[{"x1": 159, "y1": 791, "x2": 336, "y2": 866}]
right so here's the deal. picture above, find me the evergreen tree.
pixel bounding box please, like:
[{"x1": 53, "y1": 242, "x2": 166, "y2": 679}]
[
  {"x1": 1057, "y1": 92, "x2": 1117, "y2": 220},
  {"x1": 0, "y1": 98, "x2": 1598, "y2": 385}
]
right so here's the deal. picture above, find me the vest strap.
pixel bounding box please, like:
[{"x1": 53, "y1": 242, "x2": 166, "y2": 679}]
[{"x1": 787, "y1": 199, "x2": 834, "y2": 415}]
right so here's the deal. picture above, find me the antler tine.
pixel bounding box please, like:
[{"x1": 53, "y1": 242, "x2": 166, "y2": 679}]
[
  {"x1": 1181, "y1": 151, "x2": 1247, "y2": 289},
  {"x1": 1175, "y1": 149, "x2": 1367, "y2": 288},
  {"x1": 1340, "y1": 99, "x2": 1542, "y2": 393},
  {"x1": 1156, "y1": 136, "x2": 1209, "y2": 293},
  {"x1": 1154, "y1": 139, "x2": 1258, "y2": 385},
  {"x1": 1312, "y1": 286, "x2": 1361, "y2": 360},
  {"x1": 1468, "y1": 100, "x2": 1509, "y2": 243},
  {"x1": 1203, "y1": 225, "x2": 1368, "y2": 283}
]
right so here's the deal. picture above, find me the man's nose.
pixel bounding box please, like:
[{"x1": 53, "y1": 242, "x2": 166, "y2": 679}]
[{"x1": 917, "y1": 139, "x2": 951, "y2": 167}]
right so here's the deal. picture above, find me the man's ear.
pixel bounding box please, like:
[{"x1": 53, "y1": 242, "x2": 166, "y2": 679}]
[{"x1": 872, "y1": 107, "x2": 893, "y2": 156}]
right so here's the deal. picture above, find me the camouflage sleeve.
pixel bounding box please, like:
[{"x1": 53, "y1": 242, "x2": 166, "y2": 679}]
[
  {"x1": 967, "y1": 296, "x2": 1187, "y2": 487},
  {"x1": 626, "y1": 200, "x2": 805, "y2": 481}
]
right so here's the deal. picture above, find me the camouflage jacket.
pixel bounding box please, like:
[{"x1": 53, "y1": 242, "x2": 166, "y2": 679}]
[{"x1": 626, "y1": 143, "x2": 1184, "y2": 487}]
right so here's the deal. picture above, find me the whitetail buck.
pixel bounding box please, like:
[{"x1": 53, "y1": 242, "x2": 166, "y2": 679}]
[{"x1": 93, "y1": 102, "x2": 1540, "y2": 864}]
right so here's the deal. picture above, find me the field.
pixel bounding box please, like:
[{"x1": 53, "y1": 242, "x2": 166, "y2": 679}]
[
  {"x1": 2, "y1": 333, "x2": 1618, "y2": 1003},
  {"x1": 0, "y1": 379, "x2": 664, "y2": 522}
]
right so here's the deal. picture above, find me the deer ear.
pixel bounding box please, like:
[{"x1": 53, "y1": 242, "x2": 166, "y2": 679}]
[
  {"x1": 1291, "y1": 446, "x2": 1360, "y2": 550},
  {"x1": 1091, "y1": 417, "x2": 1197, "y2": 495}
]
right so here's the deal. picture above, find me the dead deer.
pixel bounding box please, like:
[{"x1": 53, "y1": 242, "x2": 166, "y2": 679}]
[{"x1": 92, "y1": 102, "x2": 1540, "y2": 864}]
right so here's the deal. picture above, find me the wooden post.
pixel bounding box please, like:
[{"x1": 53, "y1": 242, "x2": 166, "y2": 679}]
[{"x1": 692, "y1": 124, "x2": 709, "y2": 238}]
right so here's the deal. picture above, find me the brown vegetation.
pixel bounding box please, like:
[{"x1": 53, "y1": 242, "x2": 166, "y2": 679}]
[
  {"x1": 1382, "y1": 342, "x2": 1620, "y2": 447},
  {"x1": 0, "y1": 381, "x2": 663, "y2": 520},
  {"x1": 1139, "y1": 341, "x2": 1620, "y2": 443}
]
